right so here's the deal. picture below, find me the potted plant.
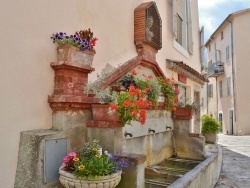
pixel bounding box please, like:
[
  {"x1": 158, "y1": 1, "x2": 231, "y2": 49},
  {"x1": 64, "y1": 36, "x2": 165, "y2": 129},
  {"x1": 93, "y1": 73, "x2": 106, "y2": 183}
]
[
  {"x1": 84, "y1": 79, "x2": 120, "y2": 122},
  {"x1": 119, "y1": 74, "x2": 136, "y2": 89},
  {"x1": 113, "y1": 84, "x2": 152, "y2": 125},
  {"x1": 85, "y1": 72, "x2": 176, "y2": 125},
  {"x1": 51, "y1": 28, "x2": 98, "y2": 66},
  {"x1": 172, "y1": 95, "x2": 196, "y2": 120},
  {"x1": 201, "y1": 114, "x2": 220, "y2": 143},
  {"x1": 59, "y1": 139, "x2": 131, "y2": 188}
]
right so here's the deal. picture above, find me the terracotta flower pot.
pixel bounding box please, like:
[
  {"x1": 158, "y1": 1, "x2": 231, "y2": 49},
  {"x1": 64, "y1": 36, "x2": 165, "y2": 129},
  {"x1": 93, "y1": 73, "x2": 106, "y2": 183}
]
[
  {"x1": 92, "y1": 104, "x2": 121, "y2": 122},
  {"x1": 172, "y1": 107, "x2": 194, "y2": 120},
  {"x1": 57, "y1": 45, "x2": 94, "y2": 66},
  {"x1": 59, "y1": 166, "x2": 122, "y2": 188}
]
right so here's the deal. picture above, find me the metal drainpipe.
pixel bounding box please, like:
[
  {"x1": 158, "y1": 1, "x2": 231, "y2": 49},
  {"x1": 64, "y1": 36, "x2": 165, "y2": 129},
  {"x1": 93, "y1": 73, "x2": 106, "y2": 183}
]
[
  {"x1": 227, "y1": 19, "x2": 236, "y2": 134},
  {"x1": 207, "y1": 82, "x2": 209, "y2": 114},
  {"x1": 216, "y1": 77, "x2": 218, "y2": 120}
]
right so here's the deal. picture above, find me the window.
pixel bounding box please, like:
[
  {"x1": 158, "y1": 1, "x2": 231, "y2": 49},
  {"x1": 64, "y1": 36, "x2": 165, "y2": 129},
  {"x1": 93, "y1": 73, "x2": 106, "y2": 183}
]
[
  {"x1": 227, "y1": 77, "x2": 231, "y2": 96},
  {"x1": 226, "y1": 46, "x2": 230, "y2": 61},
  {"x1": 208, "y1": 60, "x2": 212, "y2": 67},
  {"x1": 208, "y1": 84, "x2": 213, "y2": 97},
  {"x1": 176, "y1": 14, "x2": 183, "y2": 45},
  {"x1": 219, "y1": 80, "x2": 223, "y2": 98},
  {"x1": 177, "y1": 85, "x2": 187, "y2": 104},
  {"x1": 221, "y1": 31, "x2": 223, "y2": 40},
  {"x1": 219, "y1": 113, "x2": 223, "y2": 132},
  {"x1": 173, "y1": 0, "x2": 193, "y2": 54}
]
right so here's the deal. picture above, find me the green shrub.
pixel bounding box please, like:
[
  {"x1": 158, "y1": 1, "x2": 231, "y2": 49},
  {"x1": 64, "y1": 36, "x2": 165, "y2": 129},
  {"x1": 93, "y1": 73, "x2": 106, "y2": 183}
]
[{"x1": 201, "y1": 114, "x2": 220, "y2": 134}]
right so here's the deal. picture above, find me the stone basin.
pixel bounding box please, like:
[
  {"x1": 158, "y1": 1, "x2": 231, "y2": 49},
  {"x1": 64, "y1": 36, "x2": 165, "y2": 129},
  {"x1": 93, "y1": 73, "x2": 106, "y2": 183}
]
[{"x1": 145, "y1": 158, "x2": 202, "y2": 187}]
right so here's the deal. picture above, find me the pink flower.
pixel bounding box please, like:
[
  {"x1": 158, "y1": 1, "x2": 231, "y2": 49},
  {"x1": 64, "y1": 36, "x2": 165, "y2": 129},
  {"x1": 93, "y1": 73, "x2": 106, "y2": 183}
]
[
  {"x1": 62, "y1": 162, "x2": 66, "y2": 167},
  {"x1": 63, "y1": 156, "x2": 70, "y2": 163},
  {"x1": 68, "y1": 152, "x2": 77, "y2": 158}
]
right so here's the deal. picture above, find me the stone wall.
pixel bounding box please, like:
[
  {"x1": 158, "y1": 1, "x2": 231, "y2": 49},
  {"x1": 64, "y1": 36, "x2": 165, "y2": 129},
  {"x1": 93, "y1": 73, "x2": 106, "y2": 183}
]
[{"x1": 173, "y1": 120, "x2": 205, "y2": 160}]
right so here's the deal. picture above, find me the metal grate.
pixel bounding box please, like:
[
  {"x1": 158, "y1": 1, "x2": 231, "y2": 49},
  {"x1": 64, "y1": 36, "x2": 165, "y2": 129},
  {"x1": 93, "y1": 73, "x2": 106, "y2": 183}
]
[{"x1": 146, "y1": 2, "x2": 162, "y2": 48}]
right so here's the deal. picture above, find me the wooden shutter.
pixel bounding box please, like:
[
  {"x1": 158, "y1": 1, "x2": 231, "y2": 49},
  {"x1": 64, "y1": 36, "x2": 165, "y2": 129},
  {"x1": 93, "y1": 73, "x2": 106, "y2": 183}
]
[
  {"x1": 187, "y1": 0, "x2": 193, "y2": 54},
  {"x1": 173, "y1": 0, "x2": 177, "y2": 38},
  {"x1": 200, "y1": 26, "x2": 204, "y2": 63}
]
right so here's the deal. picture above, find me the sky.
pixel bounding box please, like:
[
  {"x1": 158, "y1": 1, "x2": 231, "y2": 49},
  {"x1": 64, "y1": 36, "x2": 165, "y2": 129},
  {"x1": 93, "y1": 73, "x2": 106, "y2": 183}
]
[{"x1": 198, "y1": 0, "x2": 250, "y2": 42}]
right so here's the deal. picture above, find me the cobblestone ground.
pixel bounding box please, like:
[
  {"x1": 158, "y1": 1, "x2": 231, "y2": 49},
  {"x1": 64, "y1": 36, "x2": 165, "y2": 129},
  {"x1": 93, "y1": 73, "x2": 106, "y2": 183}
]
[{"x1": 215, "y1": 134, "x2": 250, "y2": 188}]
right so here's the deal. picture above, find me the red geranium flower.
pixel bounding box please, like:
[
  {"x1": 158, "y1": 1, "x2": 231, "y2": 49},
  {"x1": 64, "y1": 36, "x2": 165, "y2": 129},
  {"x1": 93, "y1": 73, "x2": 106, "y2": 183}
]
[
  {"x1": 134, "y1": 89, "x2": 141, "y2": 95},
  {"x1": 145, "y1": 87, "x2": 150, "y2": 93},
  {"x1": 172, "y1": 107, "x2": 177, "y2": 111},
  {"x1": 129, "y1": 85, "x2": 136, "y2": 92},
  {"x1": 110, "y1": 104, "x2": 118, "y2": 110},
  {"x1": 148, "y1": 75, "x2": 153, "y2": 79},
  {"x1": 123, "y1": 100, "x2": 132, "y2": 107},
  {"x1": 132, "y1": 69, "x2": 137, "y2": 75},
  {"x1": 131, "y1": 109, "x2": 138, "y2": 117},
  {"x1": 91, "y1": 37, "x2": 98, "y2": 47}
]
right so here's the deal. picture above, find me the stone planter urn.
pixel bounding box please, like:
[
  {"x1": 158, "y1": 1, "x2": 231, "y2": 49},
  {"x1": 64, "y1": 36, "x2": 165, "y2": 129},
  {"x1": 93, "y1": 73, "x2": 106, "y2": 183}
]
[
  {"x1": 57, "y1": 45, "x2": 95, "y2": 67},
  {"x1": 172, "y1": 107, "x2": 194, "y2": 120},
  {"x1": 203, "y1": 133, "x2": 217, "y2": 144},
  {"x1": 92, "y1": 104, "x2": 121, "y2": 122},
  {"x1": 59, "y1": 167, "x2": 122, "y2": 188}
]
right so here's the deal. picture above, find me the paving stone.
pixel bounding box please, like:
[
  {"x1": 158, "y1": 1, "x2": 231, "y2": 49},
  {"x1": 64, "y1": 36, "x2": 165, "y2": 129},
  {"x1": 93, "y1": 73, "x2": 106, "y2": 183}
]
[{"x1": 214, "y1": 134, "x2": 250, "y2": 188}]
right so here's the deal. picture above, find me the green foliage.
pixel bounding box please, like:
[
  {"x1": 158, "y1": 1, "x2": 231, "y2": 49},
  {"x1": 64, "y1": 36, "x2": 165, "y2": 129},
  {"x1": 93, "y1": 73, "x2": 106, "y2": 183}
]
[
  {"x1": 185, "y1": 104, "x2": 192, "y2": 108},
  {"x1": 120, "y1": 74, "x2": 135, "y2": 82},
  {"x1": 117, "y1": 92, "x2": 138, "y2": 125},
  {"x1": 201, "y1": 114, "x2": 220, "y2": 134},
  {"x1": 84, "y1": 81, "x2": 118, "y2": 104},
  {"x1": 74, "y1": 140, "x2": 117, "y2": 178},
  {"x1": 134, "y1": 78, "x2": 150, "y2": 90},
  {"x1": 134, "y1": 78, "x2": 161, "y2": 108},
  {"x1": 148, "y1": 80, "x2": 161, "y2": 108},
  {"x1": 157, "y1": 77, "x2": 175, "y2": 111}
]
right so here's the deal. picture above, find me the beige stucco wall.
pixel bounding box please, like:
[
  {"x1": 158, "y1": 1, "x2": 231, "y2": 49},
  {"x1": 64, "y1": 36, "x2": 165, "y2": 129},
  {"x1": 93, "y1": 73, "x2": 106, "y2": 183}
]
[
  {"x1": 0, "y1": 0, "x2": 201, "y2": 187},
  {"x1": 206, "y1": 11, "x2": 250, "y2": 135},
  {"x1": 207, "y1": 22, "x2": 234, "y2": 134},
  {"x1": 233, "y1": 12, "x2": 250, "y2": 135}
]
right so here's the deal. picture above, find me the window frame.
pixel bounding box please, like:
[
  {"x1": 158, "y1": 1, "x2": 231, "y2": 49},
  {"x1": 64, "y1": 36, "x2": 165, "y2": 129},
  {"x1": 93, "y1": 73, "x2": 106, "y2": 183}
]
[
  {"x1": 208, "y1": 84, "x2": 213, "y2": 98},
  {"x1": 227, "y1": 77, "x2": 231, "y2": 96},
  {"x1": 173, "y1": 0, "x2": 193, "y2": 54},
  {"x1": 226, "y1": 46, "x2": 230, "y2": 61},
  {"x1": 219, "y1": 80, "x2": 223, "y2": 98}
]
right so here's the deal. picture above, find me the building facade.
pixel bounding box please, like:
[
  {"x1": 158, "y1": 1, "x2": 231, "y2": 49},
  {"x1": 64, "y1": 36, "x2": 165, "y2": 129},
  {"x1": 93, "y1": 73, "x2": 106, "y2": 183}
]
[
  {"x1": 0, "y1": 0, "x2": 205, "y2": 187},
  {"x1": 205, "y1": 8, "x2": 250, "y2": 135}
]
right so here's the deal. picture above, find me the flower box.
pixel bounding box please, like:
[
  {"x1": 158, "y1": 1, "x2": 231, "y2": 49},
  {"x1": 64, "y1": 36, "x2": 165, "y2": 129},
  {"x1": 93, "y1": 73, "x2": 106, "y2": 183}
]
[
  {"x1": 59, "y1": 166, "x2": 122, "y2": 188},
  {"x1": 57, "y1": 45, "x2": 94, "y2": 66},
  {"x1": 203, "y1": 133, "x2": 217, "y2": 144},
  {"x1": 92, "y1": 104, "x2": 121, "y2": 122},
  {"x1": 172, "y1": 107, "x2": 194, "y2": 120}
]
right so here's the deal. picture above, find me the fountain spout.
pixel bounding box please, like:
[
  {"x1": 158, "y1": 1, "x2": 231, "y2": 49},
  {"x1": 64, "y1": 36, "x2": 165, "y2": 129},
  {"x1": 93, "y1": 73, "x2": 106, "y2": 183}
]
[
  {"x1": 148, "y1": 128, "x2": 156, "y2": 134},
  {"x1": 124, "y1": 131, "x2": 133, "y2": 138},
  {"x1": 166, "y1": 126, "x2": 172, "y2": 130}
]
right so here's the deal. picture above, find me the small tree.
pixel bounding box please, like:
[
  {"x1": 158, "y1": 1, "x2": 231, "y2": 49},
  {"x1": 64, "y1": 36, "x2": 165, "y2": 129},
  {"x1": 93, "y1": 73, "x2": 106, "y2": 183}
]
[{"x1": 201, "y1": 114, "x2": 220, "y2": 134}]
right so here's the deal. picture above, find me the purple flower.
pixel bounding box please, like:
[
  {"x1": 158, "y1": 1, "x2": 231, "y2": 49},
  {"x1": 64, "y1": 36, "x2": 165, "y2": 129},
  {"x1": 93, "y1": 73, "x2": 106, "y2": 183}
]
[{"x1": 81, "y1": 39, "x2": 90, "y2": 51}]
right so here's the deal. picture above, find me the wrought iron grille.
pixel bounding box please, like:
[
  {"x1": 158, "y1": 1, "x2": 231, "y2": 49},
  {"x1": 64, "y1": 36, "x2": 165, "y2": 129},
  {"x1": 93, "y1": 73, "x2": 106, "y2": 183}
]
[{"x1": 146, "y1": 2, "x2": 162, "y2": 48}]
